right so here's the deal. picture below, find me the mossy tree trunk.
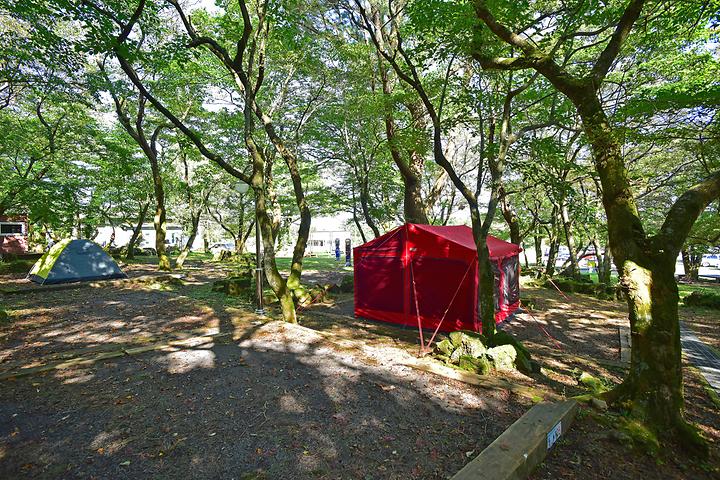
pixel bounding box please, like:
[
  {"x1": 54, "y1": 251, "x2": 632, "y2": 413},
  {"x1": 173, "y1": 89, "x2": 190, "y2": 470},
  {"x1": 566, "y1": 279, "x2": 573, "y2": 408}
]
[
  {"x1": 175, "y1": 211, "x2": 200, "y2": 269},
  {"x1": 110, "y1": 1, "x2": 302, "y2": 323},
  {"x1": 560, "y1": 204, "x2": 580, "y2": 278},
  {"x1": 148, "y1": 144, "x2": 171, "y2": 271},
  {"x1": 500, "y1": 187, "x2": 522, "y2": 245},
  {"x1": 472, "y1": 0, "x2": 719, "y2": 449},
  {"x1": 574, "y1": 92, "x2": 719, "y2": 452},
  {"x1": 681, "y1": 248, "x2": 700, "y2": 282},
  {"x1": 102, "y1": 73, "x2": 171, "y2": 271},
  {"x1": 125, "y1": 200, "x2": 149, "y2": 260}
]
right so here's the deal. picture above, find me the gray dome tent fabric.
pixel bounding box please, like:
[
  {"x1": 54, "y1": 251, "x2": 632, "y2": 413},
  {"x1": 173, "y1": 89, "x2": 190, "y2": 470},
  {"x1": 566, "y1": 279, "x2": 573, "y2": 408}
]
[{"x1": 28, "y1": 239, "x2": 127, "y2": 285}]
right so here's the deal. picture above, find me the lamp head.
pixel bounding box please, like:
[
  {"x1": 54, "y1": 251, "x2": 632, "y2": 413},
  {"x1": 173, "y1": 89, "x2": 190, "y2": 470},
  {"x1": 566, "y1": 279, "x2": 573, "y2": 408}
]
[{"x1": 235, "y1": 182, "x2": 250, "y2": 194}]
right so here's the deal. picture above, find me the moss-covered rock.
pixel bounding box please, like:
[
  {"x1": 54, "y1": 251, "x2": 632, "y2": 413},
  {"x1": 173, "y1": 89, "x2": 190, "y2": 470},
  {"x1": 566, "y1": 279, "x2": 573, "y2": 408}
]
[
  {"x1": 492, "y1": 331, "x2": 531, "y2": 360},
  {"x1": 458, "y1": 354, "x2": 492, "y2": 375},
  {"x1": 513, "y1": 348, "x2": 534, "y2": 375},
  {"x1": 435, "y1": 338, "x2": 454, "y2": 356},
  {"x1": 212, "y1": 276, "x2": 252, "y2": 296},
  {"x1": 0, "y1": 309, "x2": 9, "y2": 324},
  {"x1": 448, "y1": 331, "x2": 465, "y2": 348},
  {"x1": 449, "y1": 347, "x2": 463, "y2": 363},
  {"x1": 487, "y1": 345, "x2": 517, "y2": 371},
  {"x1": 436, "y1": 330, "x2": 538, "y2": 375},
  {"x1": 579, "y1": 371, "x2": 605, "y2": 393}
]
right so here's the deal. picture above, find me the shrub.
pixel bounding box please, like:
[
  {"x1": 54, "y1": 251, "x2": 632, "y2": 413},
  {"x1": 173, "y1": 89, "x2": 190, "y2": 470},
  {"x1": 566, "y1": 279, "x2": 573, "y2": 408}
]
[
  {"x1": 684, "y1": 291, "x2": 720, "y2": 309},
  {"x1": 545, "y1": 276, "x2": 615, "y2": 298}
]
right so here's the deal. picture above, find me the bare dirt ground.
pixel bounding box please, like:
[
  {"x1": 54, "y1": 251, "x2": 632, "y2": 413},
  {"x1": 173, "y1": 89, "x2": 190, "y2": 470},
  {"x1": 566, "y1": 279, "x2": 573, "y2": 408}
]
[
  {"x1": 1, "y1": 259, "x2": 718, "y2": 479},
  {"x1": 0, "y1": 260, "x2": 528, "y2": 479}
]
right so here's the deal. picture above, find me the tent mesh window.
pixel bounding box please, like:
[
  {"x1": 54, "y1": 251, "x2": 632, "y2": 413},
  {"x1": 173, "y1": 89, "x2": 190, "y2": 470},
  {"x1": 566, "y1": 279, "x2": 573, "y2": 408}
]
[{"x1": 502, "y1": 256, "x2": 520, "y2": 306}]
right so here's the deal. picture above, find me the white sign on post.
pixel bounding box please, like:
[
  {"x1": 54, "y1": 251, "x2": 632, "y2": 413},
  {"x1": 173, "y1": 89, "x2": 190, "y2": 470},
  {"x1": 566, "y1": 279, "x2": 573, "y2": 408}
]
[{"x1": 547, "y1": 421, "x2": 562, "y2": 450}]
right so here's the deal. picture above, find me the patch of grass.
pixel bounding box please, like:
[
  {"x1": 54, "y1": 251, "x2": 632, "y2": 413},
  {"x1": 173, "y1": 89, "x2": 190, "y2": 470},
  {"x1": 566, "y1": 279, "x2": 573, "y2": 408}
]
[
  {"x1": 0, "y1": 259, "x2": 35, "y2": 275},
  {"x1": 274, "y1": 255, "x2": 352, "y2": 273},
  {"x1": 586, "y1": 272, "x2": 619, "y2": 284},
  {"x1": 121, "y1": 255, "x2": 159, "y2": 265},
  {"x1": 182, "y1": 282, "x2": 252, "y2": 309},
  {"x1": 678, "y1": 282, "x2": 720, "y2": 300}
]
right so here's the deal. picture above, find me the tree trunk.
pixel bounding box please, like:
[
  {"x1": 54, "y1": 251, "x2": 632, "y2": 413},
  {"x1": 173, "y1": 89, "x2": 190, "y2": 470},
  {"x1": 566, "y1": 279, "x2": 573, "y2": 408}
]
[
  {"x1": 577, "y1": 95, "x2": 704, "y2": 452},
  {"x1": 402, "y1": 101, "x2": 430, "y2": 224},
  {"x1": 352, "y1": 201, "x2": 368, "y2": 244},
  {"x1": 500, "y1": 190, "x2": 522, "y2": 245},
  {"x1": 371, "y1": 7, "x2": 429, "y2": 225},
  {"x1": 592, "y1": 238, "x2": 607, "y2": 284},
  {"x1": 244, "y1": 95, "x2": 297, "y2": 323},
  {"x1": 235, "y1": 220, "x2": 254, "y2": 254},
  {"x1": 545, "y1": 238, "x2": 559, "y2": 277},
  {"x1": 175, "y1": 212, "x2": 200, "y2": 269},
  {"x1": 560, "y1": 204, "x2": 579, "y2": 278},
  {"x1": 534, "y1": 236, "x2": 542, "y2": 273},
  {"x1": 255, "y1": 182, "x2": 296, "y2": 323},
  {"x1": 476, "y1": 235, "x2": 496, "y2": 336},
  {"x1": 125, "y1": 201, "x2": 149, "y2": 260},
  {"x1": 681, "y1": 248, "x2": 700, "y2": 282},
  {"x1": 359, "y1": 179, "x2": 381, "y2": 238},
  {"x1": 602, "y1": 246, "x2": 612, "y2": 283},
  {"x1": 149, "y1": 156, "x2": 171, "y2": 271}
]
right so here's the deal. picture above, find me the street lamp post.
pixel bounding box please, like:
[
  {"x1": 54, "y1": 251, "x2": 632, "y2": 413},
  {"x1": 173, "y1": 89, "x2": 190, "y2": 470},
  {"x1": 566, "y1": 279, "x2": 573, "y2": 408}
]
[{"x1": 236, "y1": 182, "x2": 265, "y2": 315}]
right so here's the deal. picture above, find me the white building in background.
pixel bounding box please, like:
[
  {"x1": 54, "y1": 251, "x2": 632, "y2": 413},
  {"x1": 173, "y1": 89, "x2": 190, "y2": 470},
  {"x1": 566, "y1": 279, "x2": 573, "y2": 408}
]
[
  {"x1": 276, "y1": 215, "x2": 359, "y2": 257},
  {"x1": 95, "y1": 223, "x2": 206, "y2": 251}
]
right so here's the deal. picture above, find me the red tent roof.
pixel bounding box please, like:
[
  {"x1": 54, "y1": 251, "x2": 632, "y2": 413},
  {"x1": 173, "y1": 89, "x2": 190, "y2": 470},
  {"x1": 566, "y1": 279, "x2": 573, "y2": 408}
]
[{"x1": 359, "y1": 223, "x2": 521, "y2": 259}]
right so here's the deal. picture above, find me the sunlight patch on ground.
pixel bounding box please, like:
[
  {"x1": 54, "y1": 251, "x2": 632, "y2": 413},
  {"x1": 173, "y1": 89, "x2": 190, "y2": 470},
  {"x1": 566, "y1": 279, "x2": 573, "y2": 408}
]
[
  {"x1": 56, "y1": 369, "x2": 95, "y2": 384},
  {"x1": 90, "y1": 430, "x2": 130, "y2": 456},
  {"x1": 296, "y1": 429, "x2": 338, "y2": 471},
  {"x1": 165, "y1": 348, "x2": 216, "y2": 374},
  {"x1": 279, "y1": 393, "x2": 306, "y2": 414}
]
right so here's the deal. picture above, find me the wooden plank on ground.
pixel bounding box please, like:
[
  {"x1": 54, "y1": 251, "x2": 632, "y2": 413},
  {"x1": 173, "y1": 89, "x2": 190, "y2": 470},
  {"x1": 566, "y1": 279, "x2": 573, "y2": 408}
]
[
  {"x1": 0, "y1": 273, "x2": 186, "y2": 295},
  {"x1": 0, "y1": 331, "x2": 232, "y2": 381},
  {"x1": 452, "y1": 400, "x2": 579, "y2": 480}
]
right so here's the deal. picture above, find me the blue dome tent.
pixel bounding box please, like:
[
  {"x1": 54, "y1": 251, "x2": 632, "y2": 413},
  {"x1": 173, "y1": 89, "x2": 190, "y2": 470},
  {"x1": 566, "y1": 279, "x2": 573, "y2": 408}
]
[{"x1": 28, "y1": 239, "x2": 127, "y2": 285}]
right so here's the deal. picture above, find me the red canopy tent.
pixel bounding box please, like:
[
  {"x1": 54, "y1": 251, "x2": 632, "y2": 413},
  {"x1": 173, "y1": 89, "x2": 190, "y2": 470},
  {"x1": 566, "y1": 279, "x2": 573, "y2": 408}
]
[{"x1": 353, "y1": 223, "x2": 521, "y2": 334}]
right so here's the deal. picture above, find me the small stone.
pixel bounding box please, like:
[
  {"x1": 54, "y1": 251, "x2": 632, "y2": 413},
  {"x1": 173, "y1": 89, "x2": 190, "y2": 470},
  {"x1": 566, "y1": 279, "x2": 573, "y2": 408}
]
[
  {"x1": 591, "y1": 398, "x2": 608, "y2": 411},
  {"x1": 487, "y1": 345, "x2": 517, "y2": 371},
  {"x1": 435, "y1": 338, "x2": 454, "y2": 356},
  {"x1": 579, "y1": 372, "x2": 604, "y2": 393}
]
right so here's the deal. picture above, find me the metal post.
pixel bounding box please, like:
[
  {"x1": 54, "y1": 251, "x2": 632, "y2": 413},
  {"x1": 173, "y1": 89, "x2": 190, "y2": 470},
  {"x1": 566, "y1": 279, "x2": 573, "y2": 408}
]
[{"x1": 254, "y1": 196, "x2": 265, "y2": 316}]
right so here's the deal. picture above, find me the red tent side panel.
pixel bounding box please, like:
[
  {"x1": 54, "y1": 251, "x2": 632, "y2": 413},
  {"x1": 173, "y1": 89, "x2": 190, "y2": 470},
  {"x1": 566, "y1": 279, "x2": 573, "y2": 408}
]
[{"x1": 353, "y1": 226, "x2": 407, "y2": 327}]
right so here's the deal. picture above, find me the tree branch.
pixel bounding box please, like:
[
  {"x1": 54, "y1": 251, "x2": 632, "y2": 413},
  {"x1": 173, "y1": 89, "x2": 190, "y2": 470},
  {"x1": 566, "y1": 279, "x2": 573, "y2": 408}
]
[
  {"x1": 591, "y1": 0, "x2": 647, "y2": 83},
  {"x1": 656, "y1": 170, "x2": 720, "y2": 254}
]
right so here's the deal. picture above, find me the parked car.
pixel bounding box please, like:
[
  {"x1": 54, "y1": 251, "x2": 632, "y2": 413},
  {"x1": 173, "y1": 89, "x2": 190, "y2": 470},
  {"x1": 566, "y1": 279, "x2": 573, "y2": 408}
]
[
  {"x1": 701, "y1": 253, "x2": 720, "y2": 268},
  {"x1": 209, "y1": 242, "x2": 235, "y2": 254}
]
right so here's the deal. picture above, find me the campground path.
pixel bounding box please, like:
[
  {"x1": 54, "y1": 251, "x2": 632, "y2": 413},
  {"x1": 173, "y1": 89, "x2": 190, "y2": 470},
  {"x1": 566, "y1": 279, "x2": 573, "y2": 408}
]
[{"x1": 680, "y1": 321, "x2": 720, "y2": 395}]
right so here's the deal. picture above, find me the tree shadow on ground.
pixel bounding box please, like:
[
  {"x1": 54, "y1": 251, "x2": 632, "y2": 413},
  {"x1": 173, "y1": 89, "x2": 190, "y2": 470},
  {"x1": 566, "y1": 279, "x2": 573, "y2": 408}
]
[{"x1": 0, "y1": 278, "x2": 528, "y2": 479}]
